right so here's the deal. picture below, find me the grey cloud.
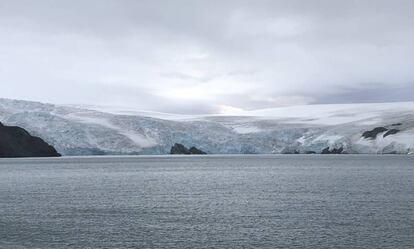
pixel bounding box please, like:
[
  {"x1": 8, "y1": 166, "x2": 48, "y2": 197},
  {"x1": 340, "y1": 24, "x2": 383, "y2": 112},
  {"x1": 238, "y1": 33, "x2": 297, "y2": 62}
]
[
  {"x1": 1, "y1": 0, "x2": 414, "y2": 114},
  {"x1": 159, "y1": 72, "x2": 213, "y2": 83},
  {"x1": 314, "y1": 83, "x2": 414, "y2": 104}
]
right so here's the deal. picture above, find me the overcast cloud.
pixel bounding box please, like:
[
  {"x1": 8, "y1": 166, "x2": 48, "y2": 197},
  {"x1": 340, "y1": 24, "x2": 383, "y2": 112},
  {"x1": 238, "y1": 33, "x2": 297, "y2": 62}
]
[{"x1": 1, "y1": 0, "x2": 414, "y2": 114}]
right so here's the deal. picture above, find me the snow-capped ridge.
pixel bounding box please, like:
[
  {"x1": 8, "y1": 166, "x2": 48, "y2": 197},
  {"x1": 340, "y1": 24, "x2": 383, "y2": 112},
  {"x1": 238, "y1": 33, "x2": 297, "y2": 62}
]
[{"x1": 1, "y1": 98, "x2": 414, "y2": 155}]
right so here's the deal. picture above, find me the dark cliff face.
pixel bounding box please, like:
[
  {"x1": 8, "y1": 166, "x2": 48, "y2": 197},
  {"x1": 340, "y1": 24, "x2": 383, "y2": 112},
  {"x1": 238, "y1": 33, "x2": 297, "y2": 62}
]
[{"x1": 0, "y1": 122, "x2": 61, "y2": 158}]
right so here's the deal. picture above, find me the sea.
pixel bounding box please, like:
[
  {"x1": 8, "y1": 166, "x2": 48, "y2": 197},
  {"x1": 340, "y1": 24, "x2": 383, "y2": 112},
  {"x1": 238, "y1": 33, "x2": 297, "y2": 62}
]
[{"x1": 0, "y1": 155, "x2": 413, "y2": 249}]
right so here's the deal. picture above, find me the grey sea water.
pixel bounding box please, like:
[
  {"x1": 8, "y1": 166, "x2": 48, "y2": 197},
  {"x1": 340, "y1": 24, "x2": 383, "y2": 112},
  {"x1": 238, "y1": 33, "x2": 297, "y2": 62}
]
[{"x1": 0, "y1": 155, "x2": 413, "y2": 249}]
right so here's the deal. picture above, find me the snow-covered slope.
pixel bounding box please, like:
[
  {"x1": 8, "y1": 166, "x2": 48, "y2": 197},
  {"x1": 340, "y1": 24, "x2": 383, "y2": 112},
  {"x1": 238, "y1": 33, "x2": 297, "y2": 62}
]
[{"x1": 1, "y1": 98, "x2": 414, "y2": 155}]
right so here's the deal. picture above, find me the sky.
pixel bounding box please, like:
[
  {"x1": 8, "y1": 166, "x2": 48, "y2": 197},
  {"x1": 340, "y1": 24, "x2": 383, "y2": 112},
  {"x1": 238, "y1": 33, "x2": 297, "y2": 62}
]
[{"x1": 1, "y1": 0, "x2": 414, "y2": 114}]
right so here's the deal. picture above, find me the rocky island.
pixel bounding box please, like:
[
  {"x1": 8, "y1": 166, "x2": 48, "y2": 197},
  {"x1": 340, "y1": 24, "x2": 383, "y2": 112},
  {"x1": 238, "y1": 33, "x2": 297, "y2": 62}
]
[
  {"x1": 0, "y1": 122, "x2": 61, "y2": 158},
  {"x1": 170, "y1": 143, "x2": 207, "y2": 155}
]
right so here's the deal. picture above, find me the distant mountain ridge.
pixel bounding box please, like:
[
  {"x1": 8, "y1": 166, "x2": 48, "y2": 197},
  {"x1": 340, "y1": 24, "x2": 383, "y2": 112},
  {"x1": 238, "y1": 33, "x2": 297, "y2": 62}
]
[
  {"x1": 0, "y1": 121, "x2": 60, "y2": 158},
  {"x1": 1, "y1": 98, "x2": 414, "y2": 155}
]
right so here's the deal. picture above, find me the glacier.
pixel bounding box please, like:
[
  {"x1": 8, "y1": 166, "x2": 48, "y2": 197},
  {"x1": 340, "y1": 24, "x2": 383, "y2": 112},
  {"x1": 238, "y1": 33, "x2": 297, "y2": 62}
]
[{"x1": 1, "y1": 98, "x2": 414, "y2": 155}]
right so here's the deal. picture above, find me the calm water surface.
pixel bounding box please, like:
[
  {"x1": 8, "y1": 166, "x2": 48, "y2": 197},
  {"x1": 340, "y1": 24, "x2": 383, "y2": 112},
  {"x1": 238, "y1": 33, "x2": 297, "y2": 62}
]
[{"x1": 0, "y1": 155, "x2": 413, "y2": 249}]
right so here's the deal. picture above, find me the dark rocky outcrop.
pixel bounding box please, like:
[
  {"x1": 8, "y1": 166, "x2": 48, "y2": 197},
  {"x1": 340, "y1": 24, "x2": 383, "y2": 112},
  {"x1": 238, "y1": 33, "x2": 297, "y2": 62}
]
[
  {"x1": 188, "y1": 146, "x2": 207, "y2": 155},
  {"x1": 391, "y1": 123, "x2": 402, "y2": 126},
  {"x1": 0, "y1": 122, "x2": 61, "y2": 158},
  {"x1": 170, "y1": 143, "x2": 206, "y2": 155},
  {"x1": 383, "y1": 129, "x2": 400, "y2": 137},
  {"x1": 170, "y1": 143, "x2": 190, "y2": 154},
  {"x1": 321, "y1": 147, "x2": 344, "y2": 154},
  {"x1": 362, "y1": 127, "x2": 388, "y2": 139}
]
